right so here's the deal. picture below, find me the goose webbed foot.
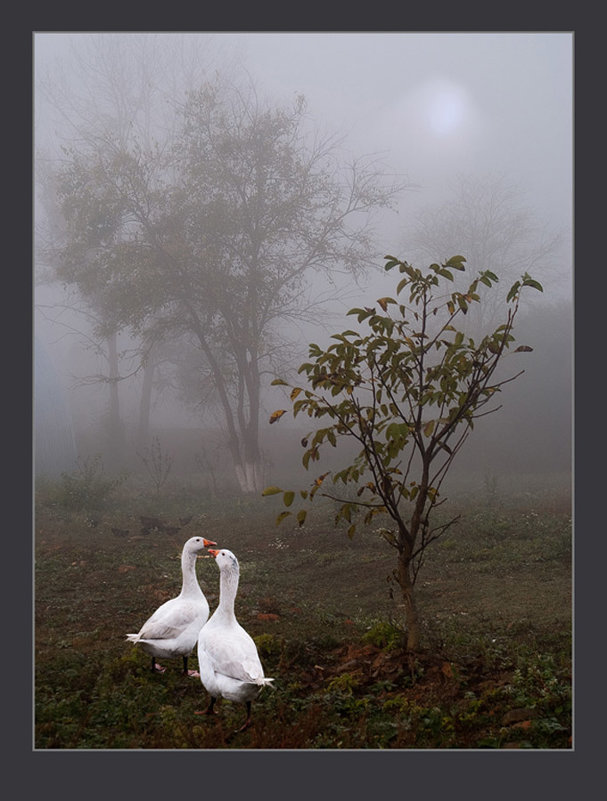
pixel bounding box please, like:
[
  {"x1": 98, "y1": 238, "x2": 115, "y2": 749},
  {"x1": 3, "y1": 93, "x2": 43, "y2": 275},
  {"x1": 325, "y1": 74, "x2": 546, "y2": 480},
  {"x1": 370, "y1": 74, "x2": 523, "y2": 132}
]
[
  {"x1": 182, "y1": 656, "x2": 200, "y2": 678},
  {"x1": 194, "y1": 696, "x2": 218, "y2": 717}
]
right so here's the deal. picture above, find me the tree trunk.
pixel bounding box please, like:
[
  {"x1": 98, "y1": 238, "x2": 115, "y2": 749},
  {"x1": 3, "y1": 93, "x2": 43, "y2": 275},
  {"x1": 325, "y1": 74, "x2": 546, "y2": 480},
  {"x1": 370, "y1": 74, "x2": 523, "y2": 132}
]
[
  {"x1": 397, "y1": 549, "x2": 421, "y2": 652},
  {"x1": 231, "y1": 349, "x2": 264, "y2": 493},
  {"x1": 234, "y1": 459, "x2": 264, "y2": 494},
  {"x1": 137, "y1": 358, "x2": 155, "y2": 450},
  {"x1": 106, "y1": 332, "x2": 126, "y2": 470}
]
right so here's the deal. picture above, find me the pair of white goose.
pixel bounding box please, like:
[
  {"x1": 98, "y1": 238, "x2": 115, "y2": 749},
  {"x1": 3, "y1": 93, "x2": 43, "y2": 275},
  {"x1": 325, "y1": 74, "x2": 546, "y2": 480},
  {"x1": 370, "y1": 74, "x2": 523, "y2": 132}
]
[{"x1": 126, "y1": 536, "x2": 273, "y2": 732}]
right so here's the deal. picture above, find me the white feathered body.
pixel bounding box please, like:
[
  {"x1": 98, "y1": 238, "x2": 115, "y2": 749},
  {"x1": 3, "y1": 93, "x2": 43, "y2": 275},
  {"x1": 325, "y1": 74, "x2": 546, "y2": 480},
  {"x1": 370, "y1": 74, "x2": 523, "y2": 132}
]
[
  {"x1": 127, "y1": 593, "x2": 209, "y2": 659},
  {"x1": 198, "y1": 609, "x2": 271, "y2": 703},
  {"x1": 126, "y1": 536, "x2": 211, "y2": 661},
  {"x1": 197, "y1": 549, "x2": 273, "y2": 704}
]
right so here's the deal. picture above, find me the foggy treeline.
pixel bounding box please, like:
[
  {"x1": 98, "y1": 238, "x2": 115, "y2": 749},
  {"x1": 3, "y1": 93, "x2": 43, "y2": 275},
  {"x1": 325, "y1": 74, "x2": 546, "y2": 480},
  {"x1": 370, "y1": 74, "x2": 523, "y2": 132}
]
[{"x1": 34, "y1": 33, "x2": 572, "y2": 496}]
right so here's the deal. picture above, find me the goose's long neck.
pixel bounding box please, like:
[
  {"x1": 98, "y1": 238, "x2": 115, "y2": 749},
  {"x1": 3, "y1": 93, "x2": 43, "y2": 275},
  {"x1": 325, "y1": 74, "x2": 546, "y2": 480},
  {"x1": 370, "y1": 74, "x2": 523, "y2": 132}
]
[
  {"x1": 218, "y1": 565, "x2": 239, "y2": 618},
  {"x1": 180, "y1": 548, "x2": 203, "y2": 598}
]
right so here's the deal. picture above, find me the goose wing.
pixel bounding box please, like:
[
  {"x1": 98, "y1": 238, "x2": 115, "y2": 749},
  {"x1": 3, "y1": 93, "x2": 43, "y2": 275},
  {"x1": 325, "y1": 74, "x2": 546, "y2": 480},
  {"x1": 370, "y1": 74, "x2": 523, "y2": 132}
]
[
  {"x1": 132, "y1": 598, "x2": 206, "y2": 642},
  {"x1": 201, "y1": 628, "x2": 265, "y2": 684}
]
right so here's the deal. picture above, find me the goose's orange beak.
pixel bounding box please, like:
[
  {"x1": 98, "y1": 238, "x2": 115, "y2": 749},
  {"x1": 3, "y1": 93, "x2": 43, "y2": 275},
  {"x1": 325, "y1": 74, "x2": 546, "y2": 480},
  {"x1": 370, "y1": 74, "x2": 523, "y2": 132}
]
[
  {"x1": 203, "y1": 538, "x2": 217, "y2": 547},
  {"x1": 208, "y1": 549, "x2": 220, "y2": 558}
]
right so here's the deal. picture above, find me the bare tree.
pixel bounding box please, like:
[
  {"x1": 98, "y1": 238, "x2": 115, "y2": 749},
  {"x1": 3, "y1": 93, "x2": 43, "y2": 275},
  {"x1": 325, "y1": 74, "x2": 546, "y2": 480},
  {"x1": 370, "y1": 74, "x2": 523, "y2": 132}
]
[
  {"x1": 49, "y1": 72, "x2": 406, "y2": 492},
  {"x1": 404, "y1": 173, "x2": 562, "y2": 335},
  {"x1": 35, "y1": 35, "x2": 214, "y2": 468}
]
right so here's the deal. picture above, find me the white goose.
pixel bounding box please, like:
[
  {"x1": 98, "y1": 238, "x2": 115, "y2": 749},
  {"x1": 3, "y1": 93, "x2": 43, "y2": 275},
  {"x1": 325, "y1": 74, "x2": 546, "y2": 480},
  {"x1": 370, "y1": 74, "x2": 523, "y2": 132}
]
[
  {"x1": 197, "y1": 548, "x2": 274, "y2": 732},
  {"x1": 126, "y1": 535, "x2": 216, "y2": 676}
]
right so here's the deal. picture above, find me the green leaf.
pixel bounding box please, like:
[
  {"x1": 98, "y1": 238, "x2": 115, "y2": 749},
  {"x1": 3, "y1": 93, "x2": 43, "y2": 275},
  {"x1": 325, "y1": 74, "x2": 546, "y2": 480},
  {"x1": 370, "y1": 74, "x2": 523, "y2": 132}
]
[
  {"x1": 457, "y1": 295, "x2": 468, "y2": 313},
  {"x1": 276, "y1": 511, "x2": 292, "y2": 525},
  {"x1": 348, "y1": 307, "x2": 375, "y2": 322},
  {"x1": 506, "y1": 281, "x2": 521, "y2": 302},
  {"x1": 262, "y1": 486, "x2": 283, "y2": 496},
  {"x1": 396, "y1": 277, "x2": 409, "y2": 295},
  {"x1": 446, "y1": 255, "x2": 466, "y2": 271},
  {"x1": 523, "y1": 278, "x2": 544, "y2": 292},
  {"x1": 423, "y1": 419, "x2": 436, "y2": 437},
  {"x1": 271, "y1": 378, "x2": 289, "y2": 386},
  {"x1": 283, "y1": 491, "x2": 295, "y2": 507},
  {"x1": 297, "y1": 509, "x2": 307, "y2": 527}
]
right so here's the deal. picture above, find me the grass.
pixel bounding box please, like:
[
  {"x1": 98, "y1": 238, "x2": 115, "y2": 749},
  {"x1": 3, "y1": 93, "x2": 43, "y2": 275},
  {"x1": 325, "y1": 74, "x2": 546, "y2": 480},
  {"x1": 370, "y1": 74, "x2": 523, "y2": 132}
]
[{"x1": 34, "y1": 472, "x2": 572, "y2": 749}]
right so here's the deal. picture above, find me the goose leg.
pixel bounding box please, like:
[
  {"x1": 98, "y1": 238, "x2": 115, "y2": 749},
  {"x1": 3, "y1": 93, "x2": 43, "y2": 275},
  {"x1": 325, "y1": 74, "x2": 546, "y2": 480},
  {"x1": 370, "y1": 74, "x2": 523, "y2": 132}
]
[
  {"x1": 183, "y1": 655, "x2": 200, "y2": 678},
  {"x1": 234, "y1": 702, "x2": 252, "y2": 734},
  {"x1": 152, "y1": 657, "x2": 166, "y2": 673},
  {"x1": 194, "y1": 696, "x2": 218, "y2": 717}
]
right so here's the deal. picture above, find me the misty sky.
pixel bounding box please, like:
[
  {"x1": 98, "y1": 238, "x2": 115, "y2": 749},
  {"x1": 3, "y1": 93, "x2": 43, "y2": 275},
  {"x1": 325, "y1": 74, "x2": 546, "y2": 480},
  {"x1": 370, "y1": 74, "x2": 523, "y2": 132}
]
[
  {"x1": 34, "y1": 32, "x2": 572, "y2": 228},
  {"x1": 226, "y1": 32, "x2": 572, "y2": 220},
  {"x1": 34, "y1": 31, "x2": 573, "y2": 340}
]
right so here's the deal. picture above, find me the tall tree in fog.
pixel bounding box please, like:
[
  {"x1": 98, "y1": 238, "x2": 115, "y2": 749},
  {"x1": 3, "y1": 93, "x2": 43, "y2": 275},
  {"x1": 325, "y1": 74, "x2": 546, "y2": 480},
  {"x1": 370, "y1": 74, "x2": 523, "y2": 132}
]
[
  {"x1": 171, "y1": 83, "x2": 404, "y2": 492},
  {"x1": 36, "y1": 153, "x2": 129, "y2": 468},
  {"x1": 52, "y1": 77, "x2": 404, "y2": 492},
  {"x1": 405, "y1": 173, "x2": 561, "y2": 333},
  {"x1": 36, "y1": 35, "x2": 204, "y2": 467}
]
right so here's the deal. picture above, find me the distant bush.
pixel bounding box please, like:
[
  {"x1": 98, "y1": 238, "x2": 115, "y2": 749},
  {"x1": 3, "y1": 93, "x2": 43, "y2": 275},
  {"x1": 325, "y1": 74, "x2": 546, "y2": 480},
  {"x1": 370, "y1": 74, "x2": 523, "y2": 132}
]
[{"x1": 57, "y1": 456, "x2": 127, "y2": 512}]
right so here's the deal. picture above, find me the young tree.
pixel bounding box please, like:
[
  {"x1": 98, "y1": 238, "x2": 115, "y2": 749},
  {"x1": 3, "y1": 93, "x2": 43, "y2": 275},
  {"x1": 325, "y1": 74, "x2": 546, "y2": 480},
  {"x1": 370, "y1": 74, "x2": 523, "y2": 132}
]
[{"x1": 265, "y1": 255, "x2": 543, "y2": 652}]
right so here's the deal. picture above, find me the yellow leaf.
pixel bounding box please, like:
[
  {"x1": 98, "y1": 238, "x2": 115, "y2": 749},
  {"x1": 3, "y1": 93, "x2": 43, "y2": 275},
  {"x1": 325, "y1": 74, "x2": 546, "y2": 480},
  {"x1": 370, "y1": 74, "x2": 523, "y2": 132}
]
[
  {"x1": 290, "y1": 387, "x2": 302, "y2": 401},
  {"x1": 315, "y1": 471, "x2": 330, "y2": 487},
  {"x1": 423, "y1": 419, "x2": 435, "y2": 437},
  {"x1": 269, "y1": 409, "x2": 287, "y2": 424}
]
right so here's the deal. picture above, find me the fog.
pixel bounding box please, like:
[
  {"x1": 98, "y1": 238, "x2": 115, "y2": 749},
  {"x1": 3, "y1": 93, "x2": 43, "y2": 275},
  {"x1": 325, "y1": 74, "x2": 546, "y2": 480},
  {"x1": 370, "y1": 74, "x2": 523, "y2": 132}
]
[{"x1": 33, "y1": 32, "x2": 573, "y2": 495}]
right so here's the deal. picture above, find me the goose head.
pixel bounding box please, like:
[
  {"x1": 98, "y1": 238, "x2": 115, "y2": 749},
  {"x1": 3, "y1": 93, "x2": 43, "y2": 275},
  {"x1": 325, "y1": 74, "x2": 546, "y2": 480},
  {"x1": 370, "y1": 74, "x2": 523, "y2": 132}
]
[
  {"x1": 208, "y1": 548, "x2": 239, "y2": 572},
  {"x1": 184, "y1": 536, "x2": 217, "y2": 555}
]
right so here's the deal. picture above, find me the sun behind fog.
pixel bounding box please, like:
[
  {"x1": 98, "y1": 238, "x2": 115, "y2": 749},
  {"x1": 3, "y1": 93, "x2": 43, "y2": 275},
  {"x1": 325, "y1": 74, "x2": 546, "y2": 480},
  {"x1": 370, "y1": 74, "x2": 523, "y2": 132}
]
[
  {"x1": 417, "y1": 79, "x2": 474, "y2": 137},
  {"x1": 423, "y1": 79, "x2": 471, "y2": 137}
]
